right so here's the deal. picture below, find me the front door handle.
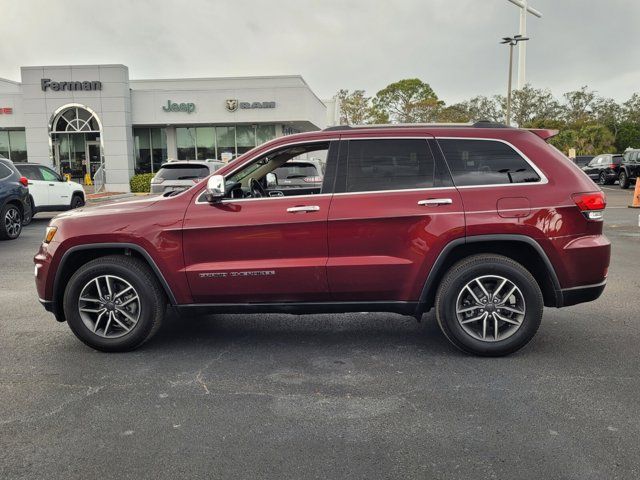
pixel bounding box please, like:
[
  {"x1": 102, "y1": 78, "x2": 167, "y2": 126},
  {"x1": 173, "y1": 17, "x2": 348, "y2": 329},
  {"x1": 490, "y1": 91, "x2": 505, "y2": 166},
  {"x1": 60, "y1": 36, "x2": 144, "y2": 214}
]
[
  {"x1": 287, "y1": 205, "x2": 320, "y2": 213},
  {"x1": 418, "y1": 198, "x2": 453, "y2": 206}
]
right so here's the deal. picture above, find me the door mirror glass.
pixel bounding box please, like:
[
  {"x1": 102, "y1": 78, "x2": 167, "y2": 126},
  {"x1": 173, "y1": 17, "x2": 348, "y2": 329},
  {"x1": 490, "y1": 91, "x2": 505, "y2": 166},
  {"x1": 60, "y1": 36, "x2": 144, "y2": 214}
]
[
  {"x1": 205, "y1": 174, "x2": 225, "y2": 203},
  {"x1": 266, "y1": 172, "x2": 278, "y2": 188}
]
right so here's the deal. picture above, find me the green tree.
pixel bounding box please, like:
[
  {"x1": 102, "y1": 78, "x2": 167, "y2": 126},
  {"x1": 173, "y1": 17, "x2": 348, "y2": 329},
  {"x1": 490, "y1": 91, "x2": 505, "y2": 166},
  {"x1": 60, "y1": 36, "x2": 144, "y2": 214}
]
[
  {"x1": 562, "y1": 86, "x2": 597, "y2": 125},
  {"x1": 336, "y1": 89, "x2": 371, "y2": 125},
  {"x1": 503, "y1": 85, "x2": 562, "y2": 127},
  {"x1": 622, "y1": 93, "x2": 640, "y2": 124},
  {"x1": 372, "y1": 78, "x2": 443, "y2": 123},
  {"x1": 615, "y1": 122, "x2": 640, "y2": 151}
]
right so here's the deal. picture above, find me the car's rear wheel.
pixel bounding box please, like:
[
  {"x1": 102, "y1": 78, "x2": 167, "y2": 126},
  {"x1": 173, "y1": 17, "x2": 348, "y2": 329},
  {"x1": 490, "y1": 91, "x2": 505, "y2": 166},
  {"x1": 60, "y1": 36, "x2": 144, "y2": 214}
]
[
  {"x1": 619, "y1": 171, "x2": 630, "y2": 189},
  {"x1": 435, "y1": 254, "x2": 543, "y2": 356},
  {"x1": 63, "y1": 255, "x2": 165, "y2": 352},
  {"x1": 0, "y1": 203, "x2": 23, "y2": 240}
]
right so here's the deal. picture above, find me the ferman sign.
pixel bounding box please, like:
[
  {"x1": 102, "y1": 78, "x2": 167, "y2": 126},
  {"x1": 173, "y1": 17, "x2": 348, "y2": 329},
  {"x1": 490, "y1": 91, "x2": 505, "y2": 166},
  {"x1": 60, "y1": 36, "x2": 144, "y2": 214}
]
[{"x1": 41, "y1": 78, "x2": 102, "y2": 92}]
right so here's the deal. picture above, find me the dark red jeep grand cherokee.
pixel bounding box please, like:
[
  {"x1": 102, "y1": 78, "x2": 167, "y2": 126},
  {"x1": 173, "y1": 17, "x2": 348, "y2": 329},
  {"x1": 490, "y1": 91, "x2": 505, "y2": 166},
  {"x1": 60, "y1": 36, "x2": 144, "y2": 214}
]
[{"x1": 34, "y1": 123, "x2": 610, "y2": 356}]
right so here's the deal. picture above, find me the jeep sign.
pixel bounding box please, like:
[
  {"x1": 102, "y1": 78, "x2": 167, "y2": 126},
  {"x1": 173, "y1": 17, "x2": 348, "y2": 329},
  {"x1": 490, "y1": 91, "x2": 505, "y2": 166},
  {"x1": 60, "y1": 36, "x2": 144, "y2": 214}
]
[
  {"x1": 162, "y1": 100, "x2": 196, "y2": 113},
  {"x1": 41, "y1": 78, "x2": 102, "y2": 92}
]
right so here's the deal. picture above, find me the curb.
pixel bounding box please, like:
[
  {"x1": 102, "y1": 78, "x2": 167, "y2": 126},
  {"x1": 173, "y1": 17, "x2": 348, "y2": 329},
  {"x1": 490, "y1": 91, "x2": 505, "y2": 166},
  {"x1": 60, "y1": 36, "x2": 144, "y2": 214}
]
[{"x1": 87, "y1": 193, "x2": 135, "y2": 203}]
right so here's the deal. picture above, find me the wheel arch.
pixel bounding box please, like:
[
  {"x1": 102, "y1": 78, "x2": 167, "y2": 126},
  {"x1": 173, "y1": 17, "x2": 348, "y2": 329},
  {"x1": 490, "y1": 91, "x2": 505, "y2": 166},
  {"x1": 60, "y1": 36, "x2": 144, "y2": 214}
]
[
  {"x1": 417, "y1": 235, "x2": 562, "y2": 316},
  {"x1": 52, "y1": 243, "x2": 177, "y2": 322}
]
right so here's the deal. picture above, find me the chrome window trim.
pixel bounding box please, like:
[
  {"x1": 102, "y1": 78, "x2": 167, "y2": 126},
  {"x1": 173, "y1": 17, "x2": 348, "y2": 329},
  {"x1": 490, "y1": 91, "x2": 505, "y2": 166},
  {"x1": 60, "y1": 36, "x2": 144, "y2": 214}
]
[
  {"x1": 433, "y1": 136, "x2": 549, "y2": 188},
  {"x1": 191, "y1": 134, "x2": 549, "y2": 205}
]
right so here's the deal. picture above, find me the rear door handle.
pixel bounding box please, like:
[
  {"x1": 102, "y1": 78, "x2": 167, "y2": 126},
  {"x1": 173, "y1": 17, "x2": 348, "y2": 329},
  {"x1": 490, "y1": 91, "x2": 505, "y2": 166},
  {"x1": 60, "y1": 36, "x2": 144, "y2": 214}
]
[
  {"x1": 418, "y1": 198, "x2": 453, "y2": 206},
  {"x1": 287, "y1": 205, "x2": 320, "y2": 213},
  {"x1": 49, "y1": 183, "x2": 55, "y2": 186}
]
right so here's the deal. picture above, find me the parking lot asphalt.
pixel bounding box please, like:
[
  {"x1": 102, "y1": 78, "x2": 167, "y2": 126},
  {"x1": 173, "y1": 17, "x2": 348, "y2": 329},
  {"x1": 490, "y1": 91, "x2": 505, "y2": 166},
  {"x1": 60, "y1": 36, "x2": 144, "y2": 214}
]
[{"x1": 1, "y1": 187, "x2": 639, "y2": 480}]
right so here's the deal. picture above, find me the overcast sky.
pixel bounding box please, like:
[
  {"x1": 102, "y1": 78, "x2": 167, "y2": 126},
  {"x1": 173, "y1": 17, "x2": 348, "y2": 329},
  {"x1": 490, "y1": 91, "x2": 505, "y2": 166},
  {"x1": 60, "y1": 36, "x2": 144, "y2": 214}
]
[{"x1": 2, "y1": 0, "x2": 638, "y2": 104}]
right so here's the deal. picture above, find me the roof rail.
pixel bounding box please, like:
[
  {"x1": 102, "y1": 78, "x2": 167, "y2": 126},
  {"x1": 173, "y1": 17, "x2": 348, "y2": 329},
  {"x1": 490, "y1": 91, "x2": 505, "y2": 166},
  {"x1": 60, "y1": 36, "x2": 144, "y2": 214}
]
[{"x1": 324, "y1": 121, "x2": 508, "y2": 131}]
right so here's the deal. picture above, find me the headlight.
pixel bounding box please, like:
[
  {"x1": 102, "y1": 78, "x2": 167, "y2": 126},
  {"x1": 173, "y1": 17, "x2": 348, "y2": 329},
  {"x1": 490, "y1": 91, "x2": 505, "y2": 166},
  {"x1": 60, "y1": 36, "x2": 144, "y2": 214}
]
[{"x1": 44, "y1": 226, "x2": 58, "y2": 243}]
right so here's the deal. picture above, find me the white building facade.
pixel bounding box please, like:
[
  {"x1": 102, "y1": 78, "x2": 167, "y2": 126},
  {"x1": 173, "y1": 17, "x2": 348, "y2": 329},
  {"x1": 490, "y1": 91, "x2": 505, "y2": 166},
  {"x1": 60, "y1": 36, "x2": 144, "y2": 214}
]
[{"x1": 0, "y1": 64, "x2": 332, "y2": 191}]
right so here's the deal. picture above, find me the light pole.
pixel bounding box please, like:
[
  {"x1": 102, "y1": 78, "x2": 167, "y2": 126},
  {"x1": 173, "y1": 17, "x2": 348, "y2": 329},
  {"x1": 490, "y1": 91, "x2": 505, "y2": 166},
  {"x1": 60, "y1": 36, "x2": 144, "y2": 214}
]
[
  {"x1": 506, "y1": 0, "x2": 542, "y2": 89},
  {"x1": 501, "y1": 35, "x2": 529, "y2": 126}
]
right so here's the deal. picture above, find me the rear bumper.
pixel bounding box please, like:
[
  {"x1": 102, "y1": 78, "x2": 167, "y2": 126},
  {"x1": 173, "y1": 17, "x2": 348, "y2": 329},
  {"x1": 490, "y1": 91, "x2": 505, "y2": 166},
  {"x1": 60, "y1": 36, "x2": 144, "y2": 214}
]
[{"x1": 560, "y1": 280, "x2": 606, "y2": 307}]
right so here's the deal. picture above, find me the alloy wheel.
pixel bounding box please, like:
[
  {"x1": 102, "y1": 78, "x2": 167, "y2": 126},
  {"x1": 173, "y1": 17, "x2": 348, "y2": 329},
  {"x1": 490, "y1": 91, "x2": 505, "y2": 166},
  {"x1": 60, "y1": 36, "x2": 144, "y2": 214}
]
[
  {"x1": 455, "y1": 275, "x2": 526, "y2": 342},
  {"x1": 78, "y1": 275, "x2": 141, "y2": 338},
  {"x1": 4, "y1": 207, "x2": 21, "y2": 238}
]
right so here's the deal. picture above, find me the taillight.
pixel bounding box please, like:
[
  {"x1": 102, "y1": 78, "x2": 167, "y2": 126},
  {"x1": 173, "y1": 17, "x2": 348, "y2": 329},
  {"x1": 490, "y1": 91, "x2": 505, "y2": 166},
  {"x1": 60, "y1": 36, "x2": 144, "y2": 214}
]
[
  {"x1": 609, "y1": 164, "x2": 616, "y2": 169},
  {"x1": 572, "y1": 191, "x2": 606, "y2": 220},
  {"x1": 19, "y1": 176, "x2": 28, "y2": 187},
  {"x1": 303, "y1": 176, "x2": 323, "y2": 183}
]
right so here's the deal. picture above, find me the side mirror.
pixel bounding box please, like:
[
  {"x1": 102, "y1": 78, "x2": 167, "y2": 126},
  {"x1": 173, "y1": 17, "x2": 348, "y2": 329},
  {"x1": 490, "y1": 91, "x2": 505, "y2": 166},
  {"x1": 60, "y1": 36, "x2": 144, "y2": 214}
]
[
  {"x1": 205, "y1": 174, "x2": 225, "y2": 203},
  {"x1": 266, "y1": 172, "x2": 278, "y2": 188}
]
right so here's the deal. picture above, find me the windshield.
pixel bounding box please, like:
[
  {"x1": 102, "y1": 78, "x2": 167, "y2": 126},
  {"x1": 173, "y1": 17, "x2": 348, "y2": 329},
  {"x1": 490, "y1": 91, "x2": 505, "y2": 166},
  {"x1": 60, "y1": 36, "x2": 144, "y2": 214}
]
[{"x1": 155, "y1": 164, "x2": 210, "y2": 180}]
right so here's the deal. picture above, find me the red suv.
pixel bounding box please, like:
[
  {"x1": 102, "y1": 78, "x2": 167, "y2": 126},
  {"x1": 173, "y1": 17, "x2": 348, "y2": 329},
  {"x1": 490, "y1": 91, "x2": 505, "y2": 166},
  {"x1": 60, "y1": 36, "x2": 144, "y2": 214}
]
[{"x1": 34, "y1": 123, "x2": 610, "y2": 356}]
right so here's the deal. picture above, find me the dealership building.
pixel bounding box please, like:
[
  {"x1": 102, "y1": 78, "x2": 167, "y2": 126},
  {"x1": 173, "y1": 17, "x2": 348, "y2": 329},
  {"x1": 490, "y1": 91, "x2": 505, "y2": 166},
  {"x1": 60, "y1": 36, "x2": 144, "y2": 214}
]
[{"x1": 0, "y1": 64, "x2": 336, "y2": 191}]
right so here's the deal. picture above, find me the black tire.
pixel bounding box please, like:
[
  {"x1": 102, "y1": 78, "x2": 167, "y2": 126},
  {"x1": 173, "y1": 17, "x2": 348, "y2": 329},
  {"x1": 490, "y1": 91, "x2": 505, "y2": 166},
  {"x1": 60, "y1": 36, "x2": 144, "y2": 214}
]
[
  {"x1": 435, "y1": 254, "x2": 543, "y2": 357},
  {"x1": 0, "y1": 203, "x2": 23, "y2": 240},
  {"x1": 619, "y1": 171, "x2": 630, "y2": 189},
  {"x1": 71, "y1": 194, "x2": 85, "y2": 209},
  {"x1": 22, "y1": 195, "x2": 33, "y2": 226},
  {"x1": 598, "y1": 172, "x2": 608, "y2": 185},
  {"x1": 63, "y1": 255, "x2": 166, "y2": 352}
]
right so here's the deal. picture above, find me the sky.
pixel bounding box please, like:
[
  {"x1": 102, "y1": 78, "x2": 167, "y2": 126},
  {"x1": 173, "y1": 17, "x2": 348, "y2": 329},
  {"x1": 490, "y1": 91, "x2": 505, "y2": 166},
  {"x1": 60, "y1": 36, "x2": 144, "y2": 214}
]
[{"x1": 1, "y1": 0, "x2": 638, "y2": 105}]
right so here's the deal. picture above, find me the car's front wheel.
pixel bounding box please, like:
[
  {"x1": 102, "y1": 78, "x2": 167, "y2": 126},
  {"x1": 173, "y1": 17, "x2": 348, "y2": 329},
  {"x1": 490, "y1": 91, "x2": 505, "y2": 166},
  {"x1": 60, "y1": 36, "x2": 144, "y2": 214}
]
[
  {"x1": 0, "y1": 203, "x2": 23, "y2": 240},
  {"x1": 63, "y1": 255, "x2": 166, "y2": 352},
  {"x1": 71, "y1": 194, "x2": 85, "y2": 209},
  {"x1": 435, "y1": 254, "x2": 543, "y2": 356}
]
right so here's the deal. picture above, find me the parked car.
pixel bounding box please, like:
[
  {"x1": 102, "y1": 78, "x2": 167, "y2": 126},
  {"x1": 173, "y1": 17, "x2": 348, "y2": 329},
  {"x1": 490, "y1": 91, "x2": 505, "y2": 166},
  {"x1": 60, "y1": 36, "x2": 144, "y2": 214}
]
[
  {"x1": 572, "y1": 155, "x2": 593, "y2": 168},
  {"x1": 0, "y1": 156, "x2": 29, "y2": 240},
  {"x1": 618, "y1": 149, "x2": 640, "y2": 189},
  {"x1": 150, "y1": 160, "x2": 222, "y2": 194},
  {"x1": 35, "y1": 123, "x2": 610, "y2": 356},
  {"x1": 581, "y1": 153, "x2": 623, "y2": 185},
  {"x1": 268, "y1": 158, "x2": 325, "y2": 196},
  {"x1": 14, "y1": 163, "x2": 85, "y2": 221}
]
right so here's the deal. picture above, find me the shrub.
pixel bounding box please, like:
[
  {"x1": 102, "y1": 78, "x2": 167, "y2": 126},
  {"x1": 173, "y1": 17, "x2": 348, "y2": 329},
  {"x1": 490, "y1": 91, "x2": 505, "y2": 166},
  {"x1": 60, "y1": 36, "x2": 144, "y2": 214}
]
[{"x1": 129, "y1": 173, "x2": 154, "y2": 193}]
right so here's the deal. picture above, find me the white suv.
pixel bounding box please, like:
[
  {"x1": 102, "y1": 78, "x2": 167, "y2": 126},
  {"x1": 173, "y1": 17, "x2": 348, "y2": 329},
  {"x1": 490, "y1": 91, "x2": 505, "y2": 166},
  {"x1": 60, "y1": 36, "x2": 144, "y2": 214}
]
[{"x1": 14, "y1": 163, "x2": 85, "y2": 222}]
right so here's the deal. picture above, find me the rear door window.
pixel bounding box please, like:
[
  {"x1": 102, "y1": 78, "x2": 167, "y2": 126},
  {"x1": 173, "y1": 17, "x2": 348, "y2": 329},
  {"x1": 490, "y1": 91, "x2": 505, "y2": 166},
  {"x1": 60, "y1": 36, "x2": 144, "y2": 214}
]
[
  {"x1": 344, "y1": 139, "x2": 441, "y2": 193},
  {"x1": 437, "y1": 139, "x2": 541, "y2": 186},
  {"x1": 156, "y1": 164, "x2": 210, "y2": 180},
  {"x1": 17, "y1": 164, "x2": 43, "y2": 180}
]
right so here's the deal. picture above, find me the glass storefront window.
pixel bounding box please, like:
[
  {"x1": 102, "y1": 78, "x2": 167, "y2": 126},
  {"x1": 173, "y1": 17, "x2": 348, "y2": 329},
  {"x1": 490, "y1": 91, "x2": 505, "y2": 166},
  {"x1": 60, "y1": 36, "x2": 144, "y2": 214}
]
[
  {"x1": 0, "y1": 131, "x2": 9, "y2": 158},
  {"x1": 0, "y1": 130, "x2": 27, "y2": 161},
  {"x1": 151, "y1": 128, "x2": 167, "y2": 172},
  {"x1": 216, "y1": 126, "x2": 236, "y2": 161},
  {"x1": 177, "y1": 127, "x2": 196, "y2": 160},
  {"x1": 134, "y1": 128, "x2": 151, "y2": 174},
  {"x1": 256, "y1": 125, "x2": 276, "y2": 145},
  {"x1": 195, "y1": 127, "x2": 215, "y2": 160},
  {"x1": 236, "y1": 125, "x2": 256, "y2": 156}
]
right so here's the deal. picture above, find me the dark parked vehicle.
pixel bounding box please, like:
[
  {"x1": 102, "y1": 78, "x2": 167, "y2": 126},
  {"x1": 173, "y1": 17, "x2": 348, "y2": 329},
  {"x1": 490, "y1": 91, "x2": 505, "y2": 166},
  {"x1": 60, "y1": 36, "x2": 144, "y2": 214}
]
[
  {"x1": 581, "y1": 154, "x2": 623, "y2": 185},
  {"x1": 35, "y1": 123, "x2": 610, "y2": 356},
  {"x1": 618, "y1": 149, "x2": 640, "y2": 189},
  {"x1": 0, "y1": 156, "x2": 30, "y2": 240},
  {"x1": 573, "y1": 155, "x2": 593, "y2": 168}
]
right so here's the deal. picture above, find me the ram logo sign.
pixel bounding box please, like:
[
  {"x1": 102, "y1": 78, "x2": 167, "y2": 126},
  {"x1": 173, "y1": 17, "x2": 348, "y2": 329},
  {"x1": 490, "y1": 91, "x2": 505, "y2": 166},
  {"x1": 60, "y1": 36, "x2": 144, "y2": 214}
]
[{"x1": 226, "y1": 99, "x2": 276, "y2": 112}]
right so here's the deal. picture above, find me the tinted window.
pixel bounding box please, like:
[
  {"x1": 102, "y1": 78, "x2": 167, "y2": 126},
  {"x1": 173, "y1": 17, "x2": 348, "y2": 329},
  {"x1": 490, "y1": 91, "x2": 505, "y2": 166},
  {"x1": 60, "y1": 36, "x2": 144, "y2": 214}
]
[
  {"x1": 39, "y1": 167, "x2": 60, "y2": 182},
  {"x1": 17, "y1": 164, "x2": 43, "y2": 180},
  {"x1": 0, "y1": 163, "x2": 13, "y2": 179},
  {"x1": 438, "y1": 139, "x2": 541, "y2": 186},
  {"x1": 155, "y1": 164, "x2": 210, "y2": 180},
  {"x1": 346, "y1": 139, "x2": 435, "y2": 192},
  {"x1": 611, "y1": 155, "x2": 623, "y2": 165}
]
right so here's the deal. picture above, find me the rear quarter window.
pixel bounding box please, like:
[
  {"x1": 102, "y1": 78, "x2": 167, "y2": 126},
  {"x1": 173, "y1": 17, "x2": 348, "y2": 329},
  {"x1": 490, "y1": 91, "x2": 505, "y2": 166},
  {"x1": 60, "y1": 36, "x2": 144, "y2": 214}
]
[
  {"x1": 0, "y1": 163, "x2": 13, "y2": 179},
  {"x1": 437, "y1": 139, "x2": 541, "y2": 186}
]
